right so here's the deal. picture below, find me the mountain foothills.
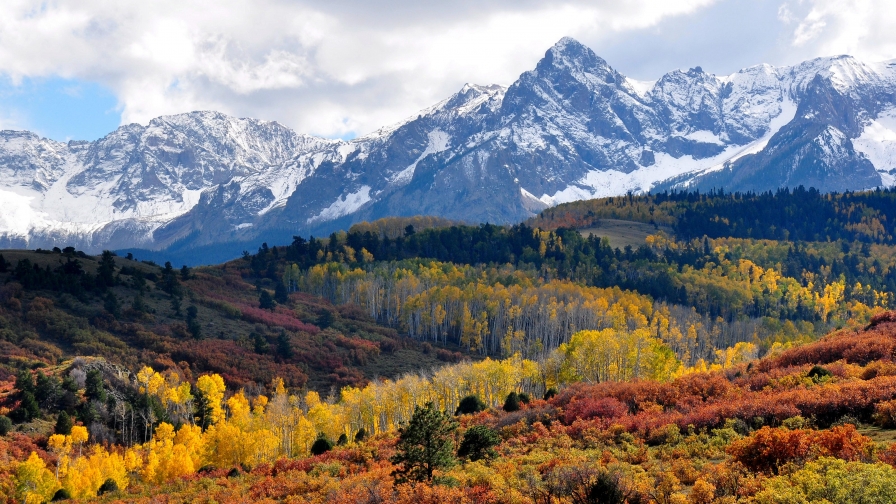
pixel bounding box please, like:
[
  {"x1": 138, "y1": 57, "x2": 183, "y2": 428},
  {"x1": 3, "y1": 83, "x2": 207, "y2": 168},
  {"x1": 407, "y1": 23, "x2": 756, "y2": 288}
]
[
  {"x1": 3, "y1": 38, "x2": 896, "y2": 263},
  {"x1": 2, "y1": 188, "x2": 896, "y2": 501}
]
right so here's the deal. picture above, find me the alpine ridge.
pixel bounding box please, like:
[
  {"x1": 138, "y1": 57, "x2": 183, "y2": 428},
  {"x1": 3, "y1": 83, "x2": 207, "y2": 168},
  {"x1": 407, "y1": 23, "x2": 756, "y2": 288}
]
[{"x1": 2, "y1": 37, "x2": 896, "y2": 263}]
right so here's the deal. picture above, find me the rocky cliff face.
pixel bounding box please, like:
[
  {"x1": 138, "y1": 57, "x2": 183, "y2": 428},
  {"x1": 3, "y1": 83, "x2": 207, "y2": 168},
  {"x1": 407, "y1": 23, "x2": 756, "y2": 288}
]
[{"x1": 1, "y1": 38, "x2": 895, "y2": 261}]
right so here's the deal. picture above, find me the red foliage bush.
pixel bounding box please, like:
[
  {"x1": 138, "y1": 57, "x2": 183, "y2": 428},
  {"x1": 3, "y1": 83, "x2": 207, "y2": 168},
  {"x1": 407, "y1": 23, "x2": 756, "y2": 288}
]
[
  {"x1": 563, "y1": 396, "x2": 628, "y2": 424},
  {"x1": 869, "y1": 310, "x2": 896, "y2": 328},
  {"x1": 728, "y1": 424, "x2": 873, "y2": 474},
  {"x1": 762, "y1": 324, "x2": 896, "y2": 369},
  {"x1": 240, "y1": 305, "x2": 320, "y2": 334}
]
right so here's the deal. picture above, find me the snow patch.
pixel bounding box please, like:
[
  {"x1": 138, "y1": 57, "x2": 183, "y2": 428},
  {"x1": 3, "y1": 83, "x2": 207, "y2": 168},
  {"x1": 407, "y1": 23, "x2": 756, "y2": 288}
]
[
  {"x1": 0, "y1": 189, "x2": 47, "y2": 236},
  {"x1": 389, "y1": 129, "x2": 451, "y2": 185},
  {"x1": 545, "y1": 97, "x2": 798, "y2": 201},
  {"x1": 308, "y1": 186, "x2": 371, "y2": 224},
  {"x1": 625, "y1": 78, "x2": 656, "y2": 97},
  {"x1": 683, "y1": 130, "x2": 724, "y2": 145},
  {"x1": 702, "y1": 97, "x2": 798, "y2": 174},
  {"x1": 854, "y1": 107, "x2": 896, "y2": 187}
]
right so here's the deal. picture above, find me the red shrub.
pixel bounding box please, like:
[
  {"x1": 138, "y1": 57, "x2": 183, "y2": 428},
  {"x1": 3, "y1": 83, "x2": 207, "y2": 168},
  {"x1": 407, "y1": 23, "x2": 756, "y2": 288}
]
[
  {"x1": 728, "y1": 424, "x2": 873, "y2": 474},
  {"x1": 563, "y1": 396, "x2": 628, "y2": 424}
]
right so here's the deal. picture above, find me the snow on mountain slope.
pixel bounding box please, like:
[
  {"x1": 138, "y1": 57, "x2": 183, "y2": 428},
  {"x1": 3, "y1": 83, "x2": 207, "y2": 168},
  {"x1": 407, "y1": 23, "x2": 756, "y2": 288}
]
[
  {"x1": 855, "y1": 107, "x2": 896, "y2": 186},
  {"x1": 2, "y1": 37, "x2": 896, "y2": 258},
  {"x1": 0, "y1": 111, "x2": 328, "y2": 250}
]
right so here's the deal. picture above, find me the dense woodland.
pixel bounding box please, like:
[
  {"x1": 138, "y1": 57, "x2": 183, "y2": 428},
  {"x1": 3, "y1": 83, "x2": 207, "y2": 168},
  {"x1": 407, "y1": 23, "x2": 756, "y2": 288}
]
[{"x1": 2, "y1": 189, "x2": 896, "y2": 502}]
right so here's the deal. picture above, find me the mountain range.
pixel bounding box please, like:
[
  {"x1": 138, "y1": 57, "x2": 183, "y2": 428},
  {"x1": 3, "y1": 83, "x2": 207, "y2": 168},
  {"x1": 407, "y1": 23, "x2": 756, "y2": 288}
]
[{"x1": 2, "y1": 37, "x2": 895, "y2": 263}]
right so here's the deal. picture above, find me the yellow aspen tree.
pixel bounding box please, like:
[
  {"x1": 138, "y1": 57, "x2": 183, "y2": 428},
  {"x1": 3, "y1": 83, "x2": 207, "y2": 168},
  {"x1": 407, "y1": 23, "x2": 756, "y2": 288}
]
[
  {"x1": 197, "y1": 374, "x2": 226, "y2": 425},
  {"x1": 47, "y1": 434, "x2": 71, "y2": 479},
  {"x1": 15, "y1": 452, "x2": 59, "y2": 504},
  {"x1": 70, "y1": 425, "x2": 88, "y2": 458}
]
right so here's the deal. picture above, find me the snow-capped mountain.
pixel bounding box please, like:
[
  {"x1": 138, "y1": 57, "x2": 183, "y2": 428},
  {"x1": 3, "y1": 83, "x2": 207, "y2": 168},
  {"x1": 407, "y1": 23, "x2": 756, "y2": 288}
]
[{"x1": 2, "y1": 38, "x2": 896, "y2": 261}]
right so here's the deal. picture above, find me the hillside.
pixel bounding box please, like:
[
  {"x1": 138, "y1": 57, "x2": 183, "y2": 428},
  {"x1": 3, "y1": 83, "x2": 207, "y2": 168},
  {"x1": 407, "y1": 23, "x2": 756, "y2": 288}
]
[
  {"x1": 0, "y1": 247, "x2": 454, "y2": 394},
  {"x1": 1, "y1": 189, "x2": 896, "y2": 501},
  {"x1": 7, "y1": 310, "x2": 896, "y2": 502}
]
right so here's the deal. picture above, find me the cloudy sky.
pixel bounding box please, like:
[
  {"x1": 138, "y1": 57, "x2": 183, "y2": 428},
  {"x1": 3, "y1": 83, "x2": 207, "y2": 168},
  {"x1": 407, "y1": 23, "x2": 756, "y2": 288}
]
[{"x1": 0, "y1": 0, "x2": 893, "y2": 141}]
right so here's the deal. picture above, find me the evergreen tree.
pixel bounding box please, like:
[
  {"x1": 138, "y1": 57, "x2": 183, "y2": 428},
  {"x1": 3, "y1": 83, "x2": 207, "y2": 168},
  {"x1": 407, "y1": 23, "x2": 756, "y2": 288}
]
[
  {"x1": 54, "y1": 412, "x2": 73, "y2": 435},
  {"x1": 14, "y1": 369, "x2": 34, "y2": 396},
  {"x1": 52, "y1": 489, "x2": 72, "y2": 501},
  {"x1": 180, "y1": 265, "x2": 191, "y2": 280},
  {"x1": 13, "y1": 392, "x2": 40, "y2": 422},
  {"x1": 252, "y1": 332, "x2": 270, "y2": 354},
  {"x1": 274, "y1": 281, "x2": 289, "y2": 304},
  {"x1": 259, "y1": 290, "x2": 275, "y2": 311},
  {"x1": 503, "y1": 392, "x2": 521, "y2": 412},
  {"x1": 0, "y1": 415, "x2": 12, "y2": 436},
  {"x1": 0, "y1": 253, "x2": 9, "y2": 273},
  {"x1": 85, "y1": 369, "x2": 106, "y2": 402},
  {"x1": 193, "y1": 386, "x2": 214, "y2": 431},
  {"x1": 310, "y1": 434, "x2": 333, "y2": 455},
  {"x1": 457, "y1": 425, "x2": 500, "y2": 462},
  {"x1": 186, "y1": 305, "x2": 202, "y2": 339},
  {"x1": 391, "y1": 402, "x2": 458, "y2": 483},
  {"x1": 316, "y1": 310, "x2": 334, "y2": 329},
  {"x1": 455, "y1": 394, "x2": 487, "y2": 415},
  {"x1": 97, "y1": 250, "x2": 117, "y2": 288},
  {"x1": 160, "y1": 261, "x2": 181, "y2": 296},
  {"x1": 97, "y1": 478, "x2": 119, "y2": 495},
  {"x1": 104, "y1": 291, "x2": 121, "y2": 319},
  {"x1": 131, "y1": 294, "x2": 147, "y2": 313},
  {"x1": 276, "y1": 331, "x2": 293, "y2": 359},
  {"x1": 34, "y1": 372, "x2": 60, "y2": 409},
  {"x1": 171, "y1": 296, "x2": 182, "y2": 316}
]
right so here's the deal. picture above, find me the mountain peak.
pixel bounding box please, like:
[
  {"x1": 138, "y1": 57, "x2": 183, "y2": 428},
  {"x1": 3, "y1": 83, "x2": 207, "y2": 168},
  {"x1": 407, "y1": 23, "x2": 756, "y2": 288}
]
[{"x1": 539, "y1": 36, "x2": 610, "y2": 74}]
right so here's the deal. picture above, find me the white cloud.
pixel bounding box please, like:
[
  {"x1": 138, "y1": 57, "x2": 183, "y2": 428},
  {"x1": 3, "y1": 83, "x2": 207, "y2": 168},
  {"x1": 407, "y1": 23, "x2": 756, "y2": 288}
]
[
  {"x1": 0, "y1": 0, "x2": 718, "y2": 138},
  {"x1": 780, "y1": 0, "x2": 896, "y2": 61}
]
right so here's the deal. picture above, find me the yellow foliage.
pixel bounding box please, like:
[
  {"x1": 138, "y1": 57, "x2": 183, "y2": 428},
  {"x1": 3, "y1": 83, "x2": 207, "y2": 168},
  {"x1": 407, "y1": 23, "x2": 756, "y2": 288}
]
[
  {"x1": 197, "y1": 373, "x2": 227, "y2": 424},
  {"x1": 15, "y1": 452, "x2": 58, "y2": 504}
]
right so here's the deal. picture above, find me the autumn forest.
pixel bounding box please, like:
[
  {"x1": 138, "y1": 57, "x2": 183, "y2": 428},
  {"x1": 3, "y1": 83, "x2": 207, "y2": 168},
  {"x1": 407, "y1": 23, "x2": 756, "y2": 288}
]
[{"x1": 3, "y1": 188, "x2": 896, "y2": 502}]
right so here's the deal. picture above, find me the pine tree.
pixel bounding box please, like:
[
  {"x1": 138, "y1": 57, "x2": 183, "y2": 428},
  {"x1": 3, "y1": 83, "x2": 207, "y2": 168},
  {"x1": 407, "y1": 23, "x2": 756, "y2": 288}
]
[
  {"x1": 104, "y1": 291, "x2": 121, "y2": 319},
  {"x1": 455, "y1": 395, "x2": 486, "y2": 415},
  {"x1": 274, "y1": 281, "x2": 289, "y2": 304},
  {"x1": 252, "y1": 332, "x2": 270, "y2": 354},
  {"x1": 97, "y1": 250, "x2": 117, "y2": 288},
  {"x1": 131, "y1": 293, "x2": 147, "y2": 313},
  {"x1": 186, "y1": 305, "x2": 202, "y2": 339},
  {"x1": 391, "y1": 402, "x2": 458, "y2": 483},
  {"x1": 310, "y1": 434, "x2": 333, "y2": 455},
  {"x1": 259, "y1": 290, "x2": 275, "y2": 311},
  {"x1": 85, "y1": 369, "x2": 106, "y2": 402},
  {"x1": 55, "y1": 411, "x2": 73, "y2": 435},
  {"x1": 171, "y1": 296, "x2": 182, "y2": 316},
  {"x1": 14, "y1": 392, "x2": 40, "y2": 422},
  {"x1": 34, "y1": 372, "x2": 59, "y2": 409},
  {"x1": 0, "y1": 415, "x2": 11, "y2": 435},
  {"x1": 15, "y1": 369, "x2": 34, "y2": 395},
  {"x1": 457, "y1": 425, "x2": 500, "y2": 462},
  {"x1": 503, "y1": 392, "x2": 521, "y2": 412},
  {"x1": 276, "y1": 331, "x2": 293, "y2": 359},
  {"x1": 316, "y1": 310, "x2": 334, "y2": 329}
]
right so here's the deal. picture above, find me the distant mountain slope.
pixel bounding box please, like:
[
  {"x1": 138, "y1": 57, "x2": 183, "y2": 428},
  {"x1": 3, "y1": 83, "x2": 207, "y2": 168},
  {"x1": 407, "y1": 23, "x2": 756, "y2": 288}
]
[{"x1": 2, "y1": 38, "x2": 896, "y2": 262}]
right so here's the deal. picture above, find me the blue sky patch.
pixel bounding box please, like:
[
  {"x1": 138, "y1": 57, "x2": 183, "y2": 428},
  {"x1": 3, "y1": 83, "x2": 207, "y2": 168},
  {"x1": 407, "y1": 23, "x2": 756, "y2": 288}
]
[{"x1": 0, "y1": 76, "x2": 121, "y2": 142}]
